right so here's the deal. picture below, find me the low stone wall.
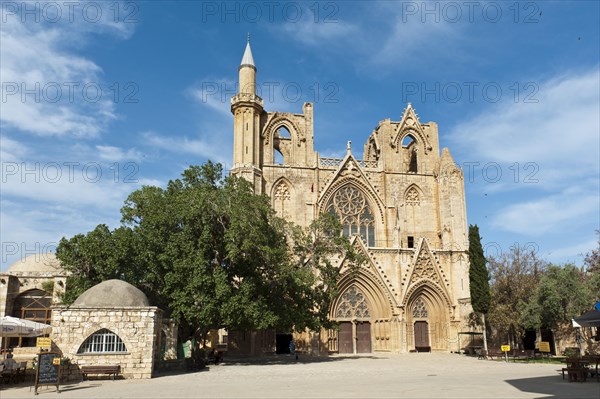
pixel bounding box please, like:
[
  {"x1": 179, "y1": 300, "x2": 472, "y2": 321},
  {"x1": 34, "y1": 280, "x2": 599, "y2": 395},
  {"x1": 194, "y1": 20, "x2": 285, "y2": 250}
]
[
  {"x1": 154, "y1": 359, "x2": 189, "y2": 374},
  {"x1": 51, "y1": 306, "x2": 161, "y2": 379}
]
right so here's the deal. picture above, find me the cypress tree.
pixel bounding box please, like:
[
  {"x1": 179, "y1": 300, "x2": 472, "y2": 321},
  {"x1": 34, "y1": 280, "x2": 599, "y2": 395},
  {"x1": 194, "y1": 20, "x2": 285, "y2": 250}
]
[{"x1": 468, "y1": 224, "x2": 491, "y2": 350}]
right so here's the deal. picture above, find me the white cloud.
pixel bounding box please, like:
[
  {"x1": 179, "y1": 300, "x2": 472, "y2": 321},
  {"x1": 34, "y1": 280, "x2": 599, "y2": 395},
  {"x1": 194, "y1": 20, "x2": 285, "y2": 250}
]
[
  {"x1": 276, "y1": 9, "x2": 359, "y2": 47},
  {"x1": 0, "y1": 136, "x2": 29, "y2": 162},
  {"x1": 447, "y1": 67, "x2": 599, "y2": 263},
  {"x1": 142, "y1": 131, "x2": 231, "y2": 166},
  {"x1": 368, "y1": 7, "x2": 461, "y2": 67},
  {"x1": 542, "y1": 238, "x2": 598, "y2": 264},
  {"x1": 96, "y1": 145, "x2": 143, "y2": 162},
  {"x1": 0, "y1": 2, "x2": 135, "y2": 137},
  {"x1": 490, "y1": 189, "x2": 598, "y2": 236},
  {"x1": 273, "y1": 3, "x2": 465, "y2": 72},
  {"x1": 1, "y1": 166, "x2": 136, "y2": 208},
  {"x1": 187, "y1": 78, "x2": 235, "y2": 118},
  {"x1": 449, "y1": 68, "x2": 600, "y2": 175},
  {"x1": 448, "y1": 68, "x2": 600, "y2": 190},
  {"x1": 0, "y1": 199, "x2": 122, "y2": 271}
]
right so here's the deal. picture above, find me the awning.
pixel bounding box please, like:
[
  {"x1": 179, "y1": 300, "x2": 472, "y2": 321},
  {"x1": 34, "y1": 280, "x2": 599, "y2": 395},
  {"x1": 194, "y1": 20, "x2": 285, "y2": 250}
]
[
  {"x1": 0, "y1": 316, "x2": 52, "y2": 337},
  {"x1": 572, "y1": 309, "x2": 600, "y2": 328}
]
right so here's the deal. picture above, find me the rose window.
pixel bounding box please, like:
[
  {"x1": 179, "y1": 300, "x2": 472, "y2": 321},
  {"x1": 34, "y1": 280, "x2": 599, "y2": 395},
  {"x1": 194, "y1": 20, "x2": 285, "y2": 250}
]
[{"x1": 327, "y1": 185, "x2": 375, "y2": 246}]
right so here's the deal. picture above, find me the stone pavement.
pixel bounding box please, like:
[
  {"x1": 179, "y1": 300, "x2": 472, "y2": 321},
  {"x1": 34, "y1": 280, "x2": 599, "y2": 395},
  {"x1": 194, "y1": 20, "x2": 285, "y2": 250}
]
[{"x1": 2, "y1": 353, "x2": 599, "y2": 398}]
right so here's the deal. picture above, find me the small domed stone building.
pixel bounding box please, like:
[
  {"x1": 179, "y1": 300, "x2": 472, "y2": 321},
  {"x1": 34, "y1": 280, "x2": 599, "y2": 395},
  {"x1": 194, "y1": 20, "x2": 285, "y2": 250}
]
[
  {"x1": 51, "y1": 280, "x2": 162, "y2": 379},
  {"x1": 0, "y1": 253, "x2": 66, "y2": 351}
]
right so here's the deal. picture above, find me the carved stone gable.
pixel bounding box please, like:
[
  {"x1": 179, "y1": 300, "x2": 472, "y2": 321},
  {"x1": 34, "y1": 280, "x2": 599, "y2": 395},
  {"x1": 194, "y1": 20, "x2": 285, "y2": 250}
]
[
  {"x1": 340, "y1": 158, "x2": 361, "y2": 178},
  {"x1": 392, "y1": 104, "x2": 433, "y2": 154},
  {"x1": 405, "y1": 240, "x2": 452, "y2": 293},
  {"x1": 412, "y1": 249, "x2": 439, "y2": 282}
]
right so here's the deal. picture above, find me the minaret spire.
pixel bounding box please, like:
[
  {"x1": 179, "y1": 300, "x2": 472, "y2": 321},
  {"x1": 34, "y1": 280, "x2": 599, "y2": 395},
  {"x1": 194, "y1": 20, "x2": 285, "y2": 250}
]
[
  {"x1": 240, "y1": 33, "x2": 255, "y2": 68},
  {"x1": 231, "y1": 35, "x2": 263, "y2": 193}
]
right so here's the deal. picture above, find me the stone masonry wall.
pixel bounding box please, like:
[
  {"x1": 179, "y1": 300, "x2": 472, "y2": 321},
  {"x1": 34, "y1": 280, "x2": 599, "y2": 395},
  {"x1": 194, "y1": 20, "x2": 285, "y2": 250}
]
[{"x1": 51, "y1": 306, "x2": 161, "y2": 379}]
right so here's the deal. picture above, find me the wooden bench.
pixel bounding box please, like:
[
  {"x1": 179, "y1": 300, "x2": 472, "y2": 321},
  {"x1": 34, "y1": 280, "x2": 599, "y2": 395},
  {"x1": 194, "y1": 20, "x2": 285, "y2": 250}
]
[
  {"x1": 476, "y1": 349, "x2": 506, "y2": 360},
  {"x1": 487, "y1": 350, "x2": 505, "y2": 360},
  {"x1": 510, "y1": 350, "x2": 534, "y2": 362},
  {"x1": 561, "y1": 357, "x2": 589, "y2": 382},
  {"x1": 582, "y1": 355, "x2": 600, "y2": 382},
  {"x1": 81, "y1": 365, "x2": 121, "y2": 381}
]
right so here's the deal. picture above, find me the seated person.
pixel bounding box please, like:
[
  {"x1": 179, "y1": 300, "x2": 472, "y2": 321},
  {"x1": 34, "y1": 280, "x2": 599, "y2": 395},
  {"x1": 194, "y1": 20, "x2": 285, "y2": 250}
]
[
  {"x1": 208, "y1": 348, "x2": 222, "y2": 364},
  {"x1": 3, "y1": 357, "x2": 17, "y2": 371}
]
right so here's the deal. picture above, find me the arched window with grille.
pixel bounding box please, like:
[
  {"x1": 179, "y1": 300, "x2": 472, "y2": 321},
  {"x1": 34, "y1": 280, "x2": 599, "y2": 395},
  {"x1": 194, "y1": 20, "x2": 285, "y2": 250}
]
[
  {"x1": 327, "y1": 185, "x2": 375, "y2": 246},
  {"x1": 78, "y1": 329, "x2": 127, "y2": 354}
]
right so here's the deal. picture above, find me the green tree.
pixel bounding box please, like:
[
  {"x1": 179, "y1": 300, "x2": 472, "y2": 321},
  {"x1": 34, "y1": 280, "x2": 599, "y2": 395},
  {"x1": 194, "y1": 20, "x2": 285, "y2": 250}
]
[
  {"x1": 520, "y1": 264, "x2": 592, "y2": 331},
  {"x1": 468, "y1": 224, "x2": 491, "y2": 350},
  {"x1": 57, "y1": 161, "x2": 362, "y2": 340},
  {"x1": 486, "y1": 246, "x2": 545, "y2": 348},
  {"x1": 583, "y1": 231, "x2": 600, "y2": 274},
  {"x1": 56, "y1": 224, "x2": 140, "y2": 304},
  {"x1": 290, "y1": 212, "x2": 366, "y2": 330}
]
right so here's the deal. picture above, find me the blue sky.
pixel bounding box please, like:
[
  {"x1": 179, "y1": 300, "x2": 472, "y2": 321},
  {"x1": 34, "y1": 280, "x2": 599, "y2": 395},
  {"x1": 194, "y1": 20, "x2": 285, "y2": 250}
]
[{"x1": 1, "y1": 0, "x2": 599, "y2": 270}]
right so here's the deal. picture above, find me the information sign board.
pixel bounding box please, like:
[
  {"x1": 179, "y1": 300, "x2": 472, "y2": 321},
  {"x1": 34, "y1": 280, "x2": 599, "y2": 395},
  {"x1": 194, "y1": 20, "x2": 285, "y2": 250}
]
[{"x1": 34, "y1": 352, "x2": 61, "y2": 395}]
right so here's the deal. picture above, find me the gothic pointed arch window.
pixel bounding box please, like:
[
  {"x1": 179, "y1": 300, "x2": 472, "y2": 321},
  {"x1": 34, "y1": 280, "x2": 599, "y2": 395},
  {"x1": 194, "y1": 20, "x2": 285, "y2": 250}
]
[
  {"x1": 327, "y1": 185, "x2": 375, "y2": 246},
  {"x1": 405, "y1": 186, "x2": 420, "y2": 206},
  {"x1": 273, "y1": 126, "x2": 291, "y2": 164},
  {"x1": 412, "y1": 297, "x2": 428, "y2": 318},
  {"x1": 273, "y1": 180, "x2": 291, "y2": 216},
  {"x1": 336, "y1": 286, "x2": 370, "y2": 319},
  {"x1": 401, "y1": 134, "x2": 418, "y2": 172}
]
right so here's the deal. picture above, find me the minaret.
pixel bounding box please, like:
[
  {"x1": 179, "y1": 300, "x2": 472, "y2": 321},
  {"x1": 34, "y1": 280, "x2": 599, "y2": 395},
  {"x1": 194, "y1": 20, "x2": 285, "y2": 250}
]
[{"x1": 231, "y1": 34, "x2": 264, "y2": 194}]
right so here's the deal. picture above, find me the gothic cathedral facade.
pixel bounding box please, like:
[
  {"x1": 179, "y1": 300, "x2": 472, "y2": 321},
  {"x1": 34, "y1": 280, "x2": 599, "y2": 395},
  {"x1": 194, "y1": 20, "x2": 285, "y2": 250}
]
[{"x1": 229, "y1": 39, "x2": 473, "y2": 354}]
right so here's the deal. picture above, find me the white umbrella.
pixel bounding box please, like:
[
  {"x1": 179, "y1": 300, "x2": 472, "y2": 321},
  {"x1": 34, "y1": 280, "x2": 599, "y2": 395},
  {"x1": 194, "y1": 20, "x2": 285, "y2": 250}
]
[{"x1": 0, "y1": 316, "x2": 52, "y2": 337}]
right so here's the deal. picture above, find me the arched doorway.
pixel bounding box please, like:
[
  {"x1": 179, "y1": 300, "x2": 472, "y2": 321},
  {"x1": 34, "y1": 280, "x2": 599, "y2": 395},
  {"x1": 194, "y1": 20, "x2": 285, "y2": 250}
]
[
  {"x1": 335, "y1": 286, "x2": 372, "y2": 354},
  {"x1": 411, "y1": 297, "x2": 430, "y2": 352},
  {"x1": 9, "y1": 289, "x2": 52, "y2": 347},
  {"x1": 406, "y1": 285, "x2": 451, "y2": 352}
]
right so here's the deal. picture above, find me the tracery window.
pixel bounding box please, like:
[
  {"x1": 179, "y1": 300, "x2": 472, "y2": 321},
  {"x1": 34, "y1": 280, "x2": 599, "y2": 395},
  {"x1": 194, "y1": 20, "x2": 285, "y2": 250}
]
[
  {"x1": 327, "y1": 185, "x2": 375, "y2": 246},
  {"x1": 405, "y1": 187, "x2": 420, "y2": 206},
  {"x1": 273, "y1": 181, "x2": 290, "y2": 201},
  {"x1": 412, "y1": 297, "x2": 428, "y2": 318},
  {"x1": 78, "y1": 329, "x2": 127, "y2": 354},
  {"x1": 336, "y1": 286, "x2": 370, "y2": 318},
  {"x1": 273, "y1": 181, "x2": 291, "y2": 216}
]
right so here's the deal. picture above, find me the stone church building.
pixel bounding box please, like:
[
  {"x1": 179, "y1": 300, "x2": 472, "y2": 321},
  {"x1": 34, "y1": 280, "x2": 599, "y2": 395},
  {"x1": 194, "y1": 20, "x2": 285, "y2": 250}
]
[{"x1": 228, "y1": 39, "x2": 474, "y2": 355}]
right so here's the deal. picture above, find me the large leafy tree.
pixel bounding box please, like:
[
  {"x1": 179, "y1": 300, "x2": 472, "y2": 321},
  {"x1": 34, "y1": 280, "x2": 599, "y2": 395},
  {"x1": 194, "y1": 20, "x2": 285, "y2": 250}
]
[
  {"x1": 486, "y1": 246, "x2": 545, "y2": 348},
  {"x1": 520, "y1": 264, "x2": 593, "y2": 331},
  {"x1": 468, "y1": 225, "x2": 491, "y2": 350},
  {"x1": 57, "y1": 162, "x2": 361, "y2": 339}
]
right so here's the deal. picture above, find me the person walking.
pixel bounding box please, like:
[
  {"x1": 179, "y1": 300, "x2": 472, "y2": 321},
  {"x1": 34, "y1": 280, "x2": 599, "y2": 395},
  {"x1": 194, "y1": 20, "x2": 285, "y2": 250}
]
[{"x1": 289, "y1": 339, "x2": 298, "y2": 361}]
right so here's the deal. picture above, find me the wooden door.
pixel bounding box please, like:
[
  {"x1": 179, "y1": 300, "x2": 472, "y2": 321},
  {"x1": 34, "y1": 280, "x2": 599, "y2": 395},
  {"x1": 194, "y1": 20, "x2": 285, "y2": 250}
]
[
  {"x1": 414, "y1": 321, "x2": 429, "y2": 350},
  {"x1": 356, "y1": 322, "x2": 372, "y2": 353},
  {"x1": 338, "y1": 322, "x2": 353, "y2": 354}
]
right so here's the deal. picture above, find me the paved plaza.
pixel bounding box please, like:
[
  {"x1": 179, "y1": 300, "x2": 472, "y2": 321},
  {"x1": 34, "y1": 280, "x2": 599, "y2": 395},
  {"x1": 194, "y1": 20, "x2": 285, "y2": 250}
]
[{"x1": 2, "y1": 353, "x2": 599, "y2": 399}]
